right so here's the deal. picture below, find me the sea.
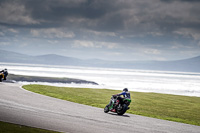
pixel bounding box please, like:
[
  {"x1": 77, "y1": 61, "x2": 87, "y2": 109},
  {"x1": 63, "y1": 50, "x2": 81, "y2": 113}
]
[{"x1": 1, "y1": 62, "x2": 200, "y2": 97}]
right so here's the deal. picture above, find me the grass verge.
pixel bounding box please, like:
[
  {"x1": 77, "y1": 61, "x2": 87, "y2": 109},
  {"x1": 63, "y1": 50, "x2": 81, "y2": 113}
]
[
  {"x1": 0, "y1": 121, "x2": 60, "y2": 133},
  {"x1": 23, "y1": 84, "x2": 200, "y2": 126}
]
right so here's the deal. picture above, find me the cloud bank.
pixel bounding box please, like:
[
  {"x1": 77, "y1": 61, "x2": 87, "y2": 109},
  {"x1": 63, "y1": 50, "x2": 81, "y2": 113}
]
[{"x1": 0, "y1": 0, "x2": 200, "y2": 61}]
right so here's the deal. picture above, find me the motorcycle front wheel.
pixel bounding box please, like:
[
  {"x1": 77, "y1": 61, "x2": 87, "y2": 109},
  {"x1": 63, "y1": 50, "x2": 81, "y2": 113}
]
[{"x1": 104, "y1": 105, "x2": 109, "y2": 113}]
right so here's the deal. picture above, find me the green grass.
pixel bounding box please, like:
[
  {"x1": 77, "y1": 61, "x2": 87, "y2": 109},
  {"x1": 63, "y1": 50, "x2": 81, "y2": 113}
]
[
  {"x1": 0, "y1": 121, "x2": 60, "y2": 133},
  {"x1": 23, "y1": 84, "x2": 200, "y2": 126}
]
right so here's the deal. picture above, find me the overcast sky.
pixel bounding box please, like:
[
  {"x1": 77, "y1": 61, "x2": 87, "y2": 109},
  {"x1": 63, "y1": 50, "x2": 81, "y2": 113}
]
[{"x1": 0, "y1": 0, "x2": 200, "y2": 61}]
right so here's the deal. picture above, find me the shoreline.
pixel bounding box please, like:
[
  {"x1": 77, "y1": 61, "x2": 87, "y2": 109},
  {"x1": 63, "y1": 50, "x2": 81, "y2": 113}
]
[
  {"x1": 3, "y1": 72, "x2": 200, "y2": 97},
  {"x1": 6, "y1": 74, "x2": 98, "y2": 85}
]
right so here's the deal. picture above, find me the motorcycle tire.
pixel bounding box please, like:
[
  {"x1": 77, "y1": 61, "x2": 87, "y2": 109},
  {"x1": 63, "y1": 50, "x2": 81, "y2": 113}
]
[
  {"x1": 104, "y1": 105, "x2": 109, "y2": 113},
  {"x1": 117, "y1": 104, "x2": 127, "y2": 115}
]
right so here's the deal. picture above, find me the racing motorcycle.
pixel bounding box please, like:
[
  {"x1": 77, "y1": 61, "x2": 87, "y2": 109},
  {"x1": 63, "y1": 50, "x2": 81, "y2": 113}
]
[
  {"x1": 104, "y1": 95, "x2": 131, "y2": 115},
  {"x1": 0, "y1": 69, "x2": 8, "y2": 82}
]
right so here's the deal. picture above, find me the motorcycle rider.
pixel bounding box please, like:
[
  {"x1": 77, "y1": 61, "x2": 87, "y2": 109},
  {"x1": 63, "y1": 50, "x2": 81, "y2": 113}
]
[
  {"x1": 109, "y1": 88, "x2": 131, "y2": 111},
  {"x1": 0, "y1": 68, "x2": 8, "y2": 82}
]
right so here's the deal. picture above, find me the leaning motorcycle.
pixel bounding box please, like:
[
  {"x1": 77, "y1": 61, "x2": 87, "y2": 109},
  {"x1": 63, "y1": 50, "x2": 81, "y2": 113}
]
[{"x1": 104, "y1": 95, "x2": 131, "y2": 115}]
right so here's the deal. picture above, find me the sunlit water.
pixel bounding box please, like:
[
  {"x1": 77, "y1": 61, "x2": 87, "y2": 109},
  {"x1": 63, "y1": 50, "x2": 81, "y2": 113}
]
[{"x1": 1, "y1": 62, "x2": 200, "y2": 97}]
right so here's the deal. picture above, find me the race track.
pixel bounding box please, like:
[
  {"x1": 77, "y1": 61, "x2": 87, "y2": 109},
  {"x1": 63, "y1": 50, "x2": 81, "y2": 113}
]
[{"x1": 0, "y1": 82, "x2": 200, "y2": 133}]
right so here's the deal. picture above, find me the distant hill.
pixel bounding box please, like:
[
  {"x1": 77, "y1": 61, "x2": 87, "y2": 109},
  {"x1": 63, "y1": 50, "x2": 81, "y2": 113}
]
[
  {"x1": 0, "y1": 49, "x2": 200, "y2": 72},
  {"x1": 0, "y1": 49, "x2": 34, "y2": 63},
  {"x1": 0, "y1": 49, "x2": 82, "y2": 65},
  {"x1": 35, "y1": 54, "x2": 83, "y2": 65},
  {"x1": 125, "y1": 57, "x2": 200, "y2": 72}
]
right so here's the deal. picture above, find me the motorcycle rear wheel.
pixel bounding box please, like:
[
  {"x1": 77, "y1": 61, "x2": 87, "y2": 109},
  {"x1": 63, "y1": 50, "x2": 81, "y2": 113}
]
[{"x1": 117, "y1": 104, "x2": 127, "y2": 115}]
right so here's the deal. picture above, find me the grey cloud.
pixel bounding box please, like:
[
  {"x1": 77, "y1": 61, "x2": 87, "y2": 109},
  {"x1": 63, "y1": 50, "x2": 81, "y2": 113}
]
[
  {"x1": 0, "y1": 0, "x2": 200, "y2": 61},
  {"x1": 1, "y1": 0, "x2": 200, "y2": 35},
  {"x1": 30, "y1": 28, "x2": 75, "y2": 39},
  {"x1": 0, "y1": 0, "x2": 40, "y2": 25},
  {"x1": 160, "y1": 0, "x2": 200, "y2": 3},
  {"x1": 23, "y1": 0, "x2": 112, "y2": 23}
]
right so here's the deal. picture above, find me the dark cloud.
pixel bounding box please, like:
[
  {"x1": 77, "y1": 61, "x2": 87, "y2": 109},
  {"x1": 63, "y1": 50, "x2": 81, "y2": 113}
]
[
  {"x1": 1, "y1": 0, "x2": 200, "y2": 33},
  {"x1": 160, "y1": 0, "x2": 200, "y2": 2},
  {"x1": 25, "y1": 0, "x2": 107, "y2": 19},
  {"x1": 0, "y1": 0, "x2": 200, "y2": 61}
]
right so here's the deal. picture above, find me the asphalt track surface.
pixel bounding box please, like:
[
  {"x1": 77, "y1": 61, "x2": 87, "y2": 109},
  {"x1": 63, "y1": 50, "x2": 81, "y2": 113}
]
[{"x1": 0, "y1": 83, "x2": 200, "y2": 133}]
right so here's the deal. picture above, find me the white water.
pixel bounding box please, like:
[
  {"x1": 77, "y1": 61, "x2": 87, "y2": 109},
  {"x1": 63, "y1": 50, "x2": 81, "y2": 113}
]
[{"x1": 1, "y1": 62, "x2": 200, "y2": 97}]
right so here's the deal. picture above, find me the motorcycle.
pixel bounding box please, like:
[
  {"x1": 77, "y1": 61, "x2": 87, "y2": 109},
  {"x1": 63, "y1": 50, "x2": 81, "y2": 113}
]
[
  {"x1": 0, "y1": 69, "x2": 8, "y2": 82},
  {"x1": 104, "y1": 95, "x2": 131, "y2": 115}
]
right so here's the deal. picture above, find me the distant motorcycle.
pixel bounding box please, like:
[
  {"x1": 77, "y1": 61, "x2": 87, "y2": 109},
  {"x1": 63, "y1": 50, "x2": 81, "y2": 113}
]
[
  {"x1": 0, "y1": 69, "x2": 8, "y2": 82},
  {"x1": 104, "y1": 95, "x2": 131, "y2": 115}
]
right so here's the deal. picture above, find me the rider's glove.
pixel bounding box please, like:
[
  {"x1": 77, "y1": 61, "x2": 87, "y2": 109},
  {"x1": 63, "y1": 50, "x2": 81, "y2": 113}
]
[{"x1": 112, "y1": 95, "x2": 117, "y2": 98}]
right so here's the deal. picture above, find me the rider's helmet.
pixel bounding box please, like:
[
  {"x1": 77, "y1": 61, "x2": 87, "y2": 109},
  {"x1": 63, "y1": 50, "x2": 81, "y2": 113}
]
[{"x1": 123, "y1": 88, "x2": 128, "y2": 92}]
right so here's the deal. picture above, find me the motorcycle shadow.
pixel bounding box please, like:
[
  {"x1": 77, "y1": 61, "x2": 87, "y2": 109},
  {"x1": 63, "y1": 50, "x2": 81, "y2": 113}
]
[{"x1": 107, "y1": 112, "x2": 130, "y2": 117}]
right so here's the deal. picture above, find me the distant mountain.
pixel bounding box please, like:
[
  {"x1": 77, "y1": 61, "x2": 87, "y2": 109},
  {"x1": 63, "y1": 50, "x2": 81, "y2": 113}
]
[
  {"x1": 0, "y1": 49, "x2": 200, "y2": 72},
  {"x1": 0, "y1": 49, "x2": 82, "y2": 65},
  {"x1": 35, "y1": 54, "x2": 83, "y2": 65},
  {"x1": 131, "y1": 57, "x2": 200, "y2": 72},
  {"x1": 0, "y1": 49, "x2": 34, "y2": 63}
]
